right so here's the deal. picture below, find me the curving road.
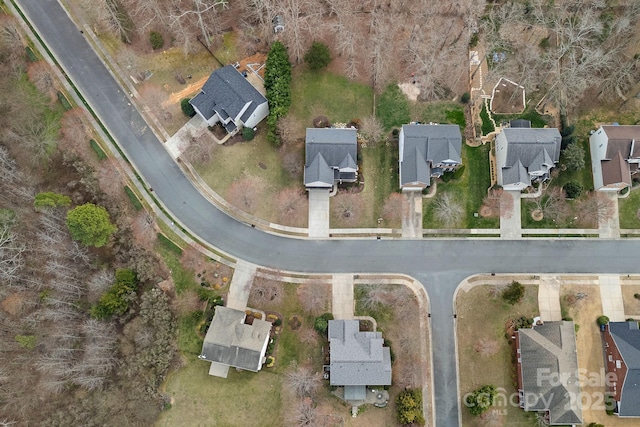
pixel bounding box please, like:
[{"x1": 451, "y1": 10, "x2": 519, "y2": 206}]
[{"x1": 15, "y1": 1, "x2": 640, "y2": 425}]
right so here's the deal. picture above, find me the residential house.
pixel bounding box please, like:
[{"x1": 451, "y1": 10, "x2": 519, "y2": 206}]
[
  {"x1": 198, "y1": 306, "x2": 272, "y2": 378},
  {"x1": 589, "y1": 125, "x2": 640, "y2": 192},
  {"x1": 515, "y1": 321, "x2": 582, "y2": 425},
  {"x1": 328, "y1": 319, "x2": 392, "y2": 402},
  {"x1": 189, "y1": 65, "x2": 269, "y2": 135},
  {"x1": 495, "y1": 127, "x2": 562, "y2": 191},
  {"x1": 603, "y1": 321, "x2": 640, "y2": 417},
  {"x1": 304, "y1": 128, "x2": 358, "y2": 189},
  {"x1": 398, "y1": 124, "x2": 462, "y2": 191}
]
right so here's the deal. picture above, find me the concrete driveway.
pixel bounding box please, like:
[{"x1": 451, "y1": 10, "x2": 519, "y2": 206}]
[
  {"x1": 599, "y1": 275, "x2": 625, "y2": 321},
  {"x1": 538, "y1": 277, "x2": 562, "y2": 321},
  {"x1": 308, "y1": 188, "x2": 330, "y2": 238},
  {"x1": 332, "y1": 274, "x2": 354, "y2": 319},
  {"x1": 402, "y1": 190, "x2": 423, "y2": 238},
  {"x1": 500, "y1": 190, "x2": 522, "y2": 238}
]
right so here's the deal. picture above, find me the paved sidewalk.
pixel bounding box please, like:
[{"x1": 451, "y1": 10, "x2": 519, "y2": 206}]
[
  {"x1": 500, "y1": 190, "x2": 522, "y2": 239},
  {"x1": 332, "y1": 274, "x2": 354, "y2": 319},
  {"x1": 308, "y1": 189, "x2": 330, "y2": 238},
  {"x1": 599, "y1": 275, "x2": 625, "y2": 321},
  {"x1": 538, "y1": 277, "x2": 562, "y2": 321},
  {"x1": 598, "y1": 192, "x2": 620, "y2": 239},
  {"x1": 225, "y1": 261, "x2": 257, "y2": 310},
  {"x1": 402, "y1": 190, "x2": 423, "y2": 238}
]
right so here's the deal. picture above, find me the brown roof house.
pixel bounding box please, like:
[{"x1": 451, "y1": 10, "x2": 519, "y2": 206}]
[
  {"x1": 198, "y1": 306, "x2": 272, "y2": 378},
  {"x1": 589, "y1": 125, "x2": 640, "y2": 192},
  {"x1": 398, "y1": 124, "x2": 462, "y2": 191},
  {"x1": 515, "y1": 321, "x2": 583, "y2": 425},
  {"x1": 328, "y1": 320, "x2": 392, "y2": 403},
  {"x1": 603, "y1": 321, "x2": 640, "y2": 417}
]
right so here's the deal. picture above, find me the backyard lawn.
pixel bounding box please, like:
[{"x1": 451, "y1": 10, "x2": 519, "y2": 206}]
[
  {"x1": 290, "y1": 70, "x2": 374, "y2": 126},
  {"x1": 456, "y1": 283, "x2": 540, "y2": 427},
  {"x1": 423, "y1": 144, "x2": 499, "y2": 229}
]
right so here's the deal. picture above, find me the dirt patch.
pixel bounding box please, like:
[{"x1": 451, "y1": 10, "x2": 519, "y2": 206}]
[
  {"x1": 163, "y1": 75, "x2": 208, "y2": 108},
  {"x1": 258, "y1": 162, "x2": 267, "y2": 170},
  {"x1": 622, "y1": 285, "x2": 640, "y2": 317},
  {"x1": 399, "y1": 82, "x2": 420, "y2": 102},
  {"x1": 479, "y1": 204, "x2": 497, "y2": 218},
  {"x1": 473, "y1": 339, "x2": 499, "y2": 356},
  {"x1": 531, "y1": 209, "x2": 544, "y2": 221},
  {"x1": 490, "y1": 77, "x2": 525, "y2": 115}
]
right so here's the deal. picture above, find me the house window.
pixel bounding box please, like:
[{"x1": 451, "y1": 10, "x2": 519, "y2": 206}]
[
  {"x1": 608, "y1": 355, "x2": 613, "y2": 362},
  {"x1": 616, "y1": 360, "x2": 621, "y2": 369}
]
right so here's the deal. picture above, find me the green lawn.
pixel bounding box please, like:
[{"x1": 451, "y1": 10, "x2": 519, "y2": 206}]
[
  {"x1": 194, "y1": 130, "x2": 298, "y2": 221},
  {"x1": 423, "y1": 144, "x2": 499, "y2": 229},
  {"x1": 493, "y1": 108, "x2": 553, "y2": 129},
  {"x1": 552, "y1": 139, "x2": 594, "y2": 192},
  {"x1": 376, "y1": 83, "x2": 410, "y2": 130},
  {"x1": 290, "y1": 70, "x2": 374, "y2": 126},
  {"x1": 619, "y1": 188, "x2": 640, "y2": 229},
  {"x1": 157, "y1": 355, "x2": 284, "y2": 427},
  {"x1": 411, "y1": 101, "x2": 465, "y2": 128}
]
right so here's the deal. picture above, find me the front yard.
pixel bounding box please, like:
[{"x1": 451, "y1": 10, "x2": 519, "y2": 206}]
[
  {"x1": 456, "y1": 281, "x2": 539, "y2": 427},
  {"x1": 423, "y1": 144, "x2": 498, "y2": 229},
  {"x1": 619, "y1": 188, "x2": 640, "y2": 229}
]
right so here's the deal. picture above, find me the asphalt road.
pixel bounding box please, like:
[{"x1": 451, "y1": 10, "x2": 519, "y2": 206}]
[{"x1": 15, "y1": 1, "x2": 640, "y2": 425}]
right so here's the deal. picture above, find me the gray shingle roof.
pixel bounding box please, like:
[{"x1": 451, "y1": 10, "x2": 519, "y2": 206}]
[
  {"x1": 200, "y1": 306, "x2": 271, "y2": 372},
  {"x1": 500, "y1": 128, "x2": 561, "y2": 186},
  {"x1": 518, "y1": 321, "x2": 582, "y2": 425},
  {"x1": 304, "y1": 128, "x2": 358, "y2": 188},
  {"x1": 190, "y1": 65, "x2": 266, "y2": 123},
  {"x1": 609, "y1": 321, "x2": 640, "y2": 417},
  {"x1": 328, "y1": 320, "x2": 392, "y2": 387},
  {"x1": 399, "y1": 124, "x2": 462, "y2": 187}
]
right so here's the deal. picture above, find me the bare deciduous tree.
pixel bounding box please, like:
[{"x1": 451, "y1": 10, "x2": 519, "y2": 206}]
[
  {"x1": 433, "y1": 192, "x2": 464, "y2": 228},
  {"x1": 297, "y1": 280, "x2": 330, "y2": 315},
  {"x1": 284, "y1": 362, "x2": 321, "y2": 397},
  {"x1": 533, "y1": 187, "x2": 569, "y2": 223},
  {"x1": 576, "y1": 191, "x2": 615, "y2": 228},
  {"x1": 332, "y1": 188, "x2": 364, "y2": 226},
  {"x1": 277, "y1": 114, "x2": 301, "y2": 146},
  {"x1": 226, "y1": 175, "x2": 268, "y2": 214},
  {"x1": 247, "y1": 275, "x2": 284, "y2": 308},
  {"x1": 359, "y1": 115, "x2": 384, "y2": 147},
  {"x1": 0, "y1": 223, "x2": 26, "y2": 287},
  {"x1": 286, "y1": 398, "x2": 320, "y2": 427},
  {"x1": 277, "y1": 187, "x2": 307, "y2": 227},
  {"x1": 27, "y1": 61, "x2": 57, "y2": 101}
]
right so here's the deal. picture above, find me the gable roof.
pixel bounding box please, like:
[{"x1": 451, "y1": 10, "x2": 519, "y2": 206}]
[
  {"x1": 304, "y1": 128, "x2": 358, "y2": 188},
  {"x1": 602, "y1": 152, "x2": 632, "y2": 187},
  {"x1": 499, "y1": 128, "x2": 561, "y2": 186},
  {"x1": 328, "y1": 320, "x2": 392, "y2": 387},
  {"x1": 399, "y1": 124, "x2": 462, "y2": 187},
  {"x1": 518, "y1": 321, "x2": 582, "y2": 425},
  {"x1": 608, "y1": 321, "x2": 640, "y2": 417},
  {"x1": 190, "y1": 65, "x2": 267, "y2": 123},
  {"x1": 200, "y1": 306, "x2": 271, "y2": 372}
]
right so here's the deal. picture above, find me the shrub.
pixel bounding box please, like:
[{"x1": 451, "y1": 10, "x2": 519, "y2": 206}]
[
  {"x1": 242, "y1": 127, "x2": 255, "y2": 141},
  {"x1": 502, "y1": 281, "x2": 525, "y2": 305},
  {"x1": 396, "y1": 389, "x2": 425, "y2": 426},
  {"x1": 480, "y1": 103, "x2": 494, "y2": 135},
  {"x1": 264, "y1": 41, "x2": 292, "y2": 147},
  {"x1": 273, "y1": 318, "x2": 282, "y2": 327},
  {"x1": 465, "y1": 385, "x2": 497, "y2": 416},
  {"x1": 469, "y1": 33, "x2": 479, "y2": 48},
  {"x1": 57, "y1": 91, "x2": 72, "y2": 110},
  {"x1": 181, "y1": 98, "x2": 196, "y2": 117},
  {"x1": 149, "y1": 31, "x2": 164, "y2": 49},
  {"x1": 563, "y1": 142, "x2": 585, "y2": 171},
  {"x1": 304, "y1": 41, "x2": 331, "y2": 71},
  {"x1": 90, "y1": 139, "x2": 107, "y2": 160},
  {"x1": 34, "y1": 192, "x2": 71, "y2": 209},
  {"x1": 91, "y1": 268, "x2": 139, "y2": 318},
  {"x1": 314, "y1": 312, "x2": 334, "y2": 335},
  {"x1": 25, "y1": 46, "x2": 38, "y2": 62},
  {"x1": 66, "y1": 203, "x2": 117, "y2": 247},
  {"x1": 564, "y1": 181, "x2": 583, "y2": 199},
  {"x1": 597, "y1": 315, "x2": 610, "y2": 326},
  {"x1": 460, "y1": 92, "x2": 471, "y2": 103},
  {"x1": 124, "y1": 186, "x2": 143, "y2": 210},
  {"x1": 634, "y1": 293, "x2": 640, "y2": 299},
  {"x1": 15, "y1": 335, "x2": 36, "y2": 349}
]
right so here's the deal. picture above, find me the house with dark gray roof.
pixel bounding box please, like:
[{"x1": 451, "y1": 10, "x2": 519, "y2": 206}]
[
  {"x1": 399, "y1": 124, "x2": 462, "y2": 190},
  {"x1": 515, "y1": 321, "x2": 582, "y2": 425},
  {"x1": 603, "y1": 321, "x2": 640, "y2": 417},
  {"x1": 495, "y1": 127, "x2": 561, "y2": 190},
  {"x1": 328, "y1": 320, "x2": 392, "y2": 402},
  {"x1": 189, "y1": 65, "x2": 269, "y2": 134},
  {"x1": 589, "y1": 125, "x2": 640, "y2": 192},
  {"x1": 198, "y1": 306, "x2": 272, "y2": 378},
  {"x1": 304, "y1": 128, "x2": 358, "y2": 189}
]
